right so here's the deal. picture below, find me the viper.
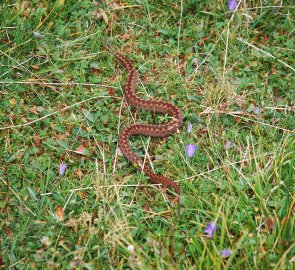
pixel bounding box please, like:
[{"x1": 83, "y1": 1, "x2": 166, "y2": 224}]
[{"x1": 115, "y1": 51, "x2": 183, "y2": 202}]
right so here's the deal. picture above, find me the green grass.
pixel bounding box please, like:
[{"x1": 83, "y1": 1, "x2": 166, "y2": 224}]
[{"x1": 0, "y1": 0, "x2": 294, "y2": 269}]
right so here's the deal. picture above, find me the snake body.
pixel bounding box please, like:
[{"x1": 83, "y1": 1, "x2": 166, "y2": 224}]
[{"x1": 115, "y1": 52, "x2": 183, "y2": 200}]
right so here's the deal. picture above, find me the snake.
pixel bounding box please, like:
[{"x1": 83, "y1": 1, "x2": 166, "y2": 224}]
[{"x1": 115, "y1": 51, "x2": 183, "y2": 201}]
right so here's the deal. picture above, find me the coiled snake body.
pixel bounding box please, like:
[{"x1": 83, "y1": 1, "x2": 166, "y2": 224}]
[{"x1": 115, "y1": 52, "x2": 183, "y2": 201}]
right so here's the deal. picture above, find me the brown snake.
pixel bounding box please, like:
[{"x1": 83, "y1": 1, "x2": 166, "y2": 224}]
[{"x1": 115, "y1": 51, "x2": 183, "y2": 201}]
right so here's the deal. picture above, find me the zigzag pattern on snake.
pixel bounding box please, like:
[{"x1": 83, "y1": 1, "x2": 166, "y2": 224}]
[{"x1": 115, "y1": 52, "x2": 183, "y2": 201}]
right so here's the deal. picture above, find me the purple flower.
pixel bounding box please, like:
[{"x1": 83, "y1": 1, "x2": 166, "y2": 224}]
[
  {"x1": 187, "y1": 123, "x2": 193, "y2": 133},
  {"x1": 33, "y1": 31, "x2": 43, "y2": 38},
  {"x1": 225, "y1": 140, "x2": 232, "y2": 150},
  {"x1": 221, "y1": 249, "x2": 232, "y2": 257},
  {"x1": 253, "y1": 106, "x2": 260, "y2": 115},
  {"x1": 204, "y1": 222, "x2": 218, "y2": 238},
  {"x1": 59, "y1": 163, "x2": 67, "y2": 176},
  {"x1": 185, "y1": 144, "x2": 198, "y2": 158},
  {"x1": 227, "y1": 0, "x2": 237, "y2": 11}
]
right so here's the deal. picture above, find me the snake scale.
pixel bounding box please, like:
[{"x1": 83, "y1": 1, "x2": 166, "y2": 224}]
[{"x1": 115, "y1": 51, "x2": 183, "y2": 201}]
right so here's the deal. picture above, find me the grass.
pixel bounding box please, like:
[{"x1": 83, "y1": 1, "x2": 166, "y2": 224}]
[{"x1": 0, "y1": 0, "x2": 294, "y2": 269}]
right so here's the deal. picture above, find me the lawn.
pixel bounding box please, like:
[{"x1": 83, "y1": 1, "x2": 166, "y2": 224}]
[{"x1": 0, "y1": 0, "x2": 294, "y2": 269}]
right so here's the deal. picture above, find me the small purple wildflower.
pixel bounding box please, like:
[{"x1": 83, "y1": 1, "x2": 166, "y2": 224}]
[
  {"x1": 204, "y1": 222, "x2": 218, "y2": 238},
  {"x1": 253, "y1": 106, "x2": 260, "y2": 115},
  {"x1": 185, "y1": 144, "x2": 198, "y2": 158},
  {"x1": 187, "y1": 123, "x2": 193, "y2": 133},
  {"x1": 225, "y1": 140, "x2": 232, "y2": 150},
  {"x1": 59, "y1": 163, "x2": 67, "y2": 176},
  {"x1": 33, "y1": 31, "x2": 43, "y2": 38},
  {"x1": 221, "y1": 249, "x2": 232, "y2": 258},
  {"x1": 227, "y1": 0, "x2": 237, "y2": 11}
]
